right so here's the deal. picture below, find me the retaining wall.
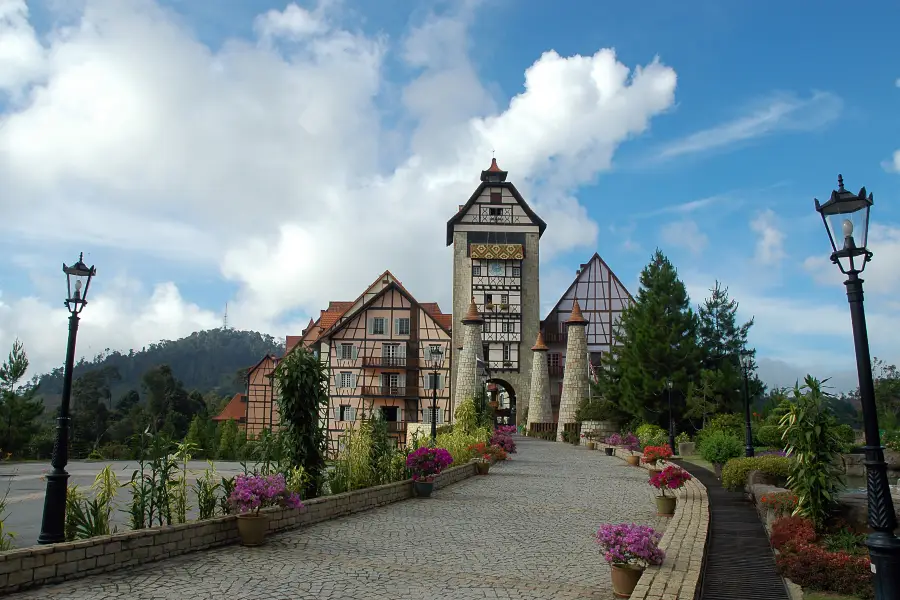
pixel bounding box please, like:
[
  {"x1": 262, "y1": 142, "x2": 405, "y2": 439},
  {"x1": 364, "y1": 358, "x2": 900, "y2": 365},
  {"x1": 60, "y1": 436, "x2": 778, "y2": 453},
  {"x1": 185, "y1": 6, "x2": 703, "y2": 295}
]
[{"x1": 0, "y1": 462, "x2": 476, "y2": 596}]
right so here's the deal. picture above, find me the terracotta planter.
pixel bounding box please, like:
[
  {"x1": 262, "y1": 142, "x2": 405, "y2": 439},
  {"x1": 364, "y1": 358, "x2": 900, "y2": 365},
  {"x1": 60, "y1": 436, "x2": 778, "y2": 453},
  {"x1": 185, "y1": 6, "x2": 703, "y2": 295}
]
[
  {"x1": 413, "y1": 479, "x2": 434, "y2": 497},
  {"x1": 610, "y1": 564, "x2": 644, "y2": 598},
  {"x1": 586, "y1": 441, "x2": 596, "y2": 450},
  {"x1": 236, "y1": 513, "x2": 269, "y2": 547},
  {"x1": 475, "y1": 462, "x2": 490, "y2": 475},
  {"x1": 656, "y1": 495, "x2": 677, "y2": 517},
  {"x1": 605, "y1": 447, "x2": 615, "y2": 456},
  {"x1": 625, "y1": 455, "x2": 640, "y2": 467},
  {"x1": 648, "y1": 466, "x2": 662, "y2": 477}
]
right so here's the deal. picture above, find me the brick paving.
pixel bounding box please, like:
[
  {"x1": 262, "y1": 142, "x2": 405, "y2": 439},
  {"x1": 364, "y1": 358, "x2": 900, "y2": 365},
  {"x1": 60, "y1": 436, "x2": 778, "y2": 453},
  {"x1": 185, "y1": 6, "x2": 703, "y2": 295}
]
[{"x1": 9, "y1": 438, "x2": 665, "y2": 600}]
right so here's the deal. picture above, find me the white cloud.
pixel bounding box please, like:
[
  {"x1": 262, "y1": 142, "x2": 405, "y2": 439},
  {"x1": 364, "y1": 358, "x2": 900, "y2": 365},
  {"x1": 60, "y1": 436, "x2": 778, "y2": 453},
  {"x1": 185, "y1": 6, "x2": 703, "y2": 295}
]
[
  {"x1": 0, "y1": 0, "x2": 44, "y2": 95},
  {"x1": 660, "y1": 219, "x2": 708, "y2": 255},
  {"x1": 0, "y1": 0, "x2": 680, "y2": 376},
  {"x1": 750, "y1": 208, "x2": 786, "y2": 266},
  {"x1": 655, "y1": 91, "x2": 842, "y2": 160}
]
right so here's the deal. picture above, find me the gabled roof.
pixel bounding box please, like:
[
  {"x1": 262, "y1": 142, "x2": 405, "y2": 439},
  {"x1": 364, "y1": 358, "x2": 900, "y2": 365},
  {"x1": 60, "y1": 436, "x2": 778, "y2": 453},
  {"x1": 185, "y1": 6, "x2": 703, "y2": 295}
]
[
  {"x1": 317, "y1": 270, "x2": 411, "y2": 339},
  {"x1": 446, "y1": 162, "x2": 548, "y2": 245},
  {"x1": 542, "y1": 252, "x2": 634, "y2": 322},
  {"x1": 245, "y1": 353, "x2": 278, "y2": 375},
  {"x1": 213, "y1": 393, "x2": 247, "y2": 422},
  {"x1": 323, "y1": 280, "x2": 452, "y2": 339}
]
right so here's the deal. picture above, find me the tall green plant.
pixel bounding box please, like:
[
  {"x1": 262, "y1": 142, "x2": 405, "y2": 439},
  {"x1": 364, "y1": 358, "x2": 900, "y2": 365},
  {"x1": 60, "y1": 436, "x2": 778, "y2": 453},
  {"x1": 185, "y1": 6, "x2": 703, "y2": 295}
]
[
  {"x1": 193, "y1": 461, "x2": 220, "y2": 520},
  {"x1": 171, "y1": 440, "x2": 199, "y2": 524},
  {"x1": 779, "y1": 376, "x2": 845, "y2": 529},
  {"x1": 0, "y1": 479, "x2": 14, "y2": 550},
  {"x1": 274, "y1": 347, "x2": 329, "y2": 498}
]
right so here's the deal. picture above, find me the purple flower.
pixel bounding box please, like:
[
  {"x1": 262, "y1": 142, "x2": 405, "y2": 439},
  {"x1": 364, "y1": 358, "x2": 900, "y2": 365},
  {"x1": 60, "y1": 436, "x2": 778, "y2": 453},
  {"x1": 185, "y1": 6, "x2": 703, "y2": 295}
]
[
  {"x1": 406, "y1": 447, "x2": 454, "y2": 480},
  {"x1": 595, "y1": 523, "x2": 665, "y2": 568},
  {"x1": 606, "y1": 433, "x2": 623, "y2": 446},
  {"x1": 490, "y1": 433, "x2": 517, "y2": 453},
  {"x1": 228, "y1": 473, "x2": 305, "y2": 515}
]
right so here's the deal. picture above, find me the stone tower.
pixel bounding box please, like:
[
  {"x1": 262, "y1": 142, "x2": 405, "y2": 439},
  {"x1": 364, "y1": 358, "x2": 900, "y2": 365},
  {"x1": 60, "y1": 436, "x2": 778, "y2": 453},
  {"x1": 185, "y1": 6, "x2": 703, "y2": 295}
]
[
  {"x1": 447, "y1": 159, "x2": 547, "y2": 427},
  {"x1": 454, "y1": 298, "x2": 485, "y2": 407},
  {"x1": 527, "y1": 331, "x2": 552, "y2": 426},
  {"x1": 556, "y1": 299, "x2": 589, "y2": 441}
]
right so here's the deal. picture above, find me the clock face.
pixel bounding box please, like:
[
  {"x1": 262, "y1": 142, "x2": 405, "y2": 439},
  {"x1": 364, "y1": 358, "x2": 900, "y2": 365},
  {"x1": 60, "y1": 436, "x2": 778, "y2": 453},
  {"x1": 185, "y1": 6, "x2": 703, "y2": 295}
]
[{"x1": 489, "y1": 262, "x2": 504, "y2": 276}]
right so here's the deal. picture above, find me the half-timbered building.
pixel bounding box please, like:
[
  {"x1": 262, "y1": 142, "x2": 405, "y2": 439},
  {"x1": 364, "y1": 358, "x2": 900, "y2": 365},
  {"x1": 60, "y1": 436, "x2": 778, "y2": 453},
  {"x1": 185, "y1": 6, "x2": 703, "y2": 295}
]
[{"x1": 540, "y1": 253, "x2": 633, "y2": 420}]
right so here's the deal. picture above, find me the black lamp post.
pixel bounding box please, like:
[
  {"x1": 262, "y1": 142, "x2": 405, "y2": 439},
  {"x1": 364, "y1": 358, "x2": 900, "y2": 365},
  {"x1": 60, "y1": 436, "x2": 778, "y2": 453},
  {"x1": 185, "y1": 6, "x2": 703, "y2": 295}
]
[
  {"x1": 38, "y1": 253, "x2": 96, "y2": 545},
  {"x1": 739, "y1": 350, "x2": 754, "y2": 458},
  {"x1": 666, "y1": 380, "x2": 677, "y2": 454},
  {"x1": 815, "y1": 175, "x2": 900, "y2": 599},
  {"x1": 426, "y1": 346, "x2": 444, "y2": 446}
]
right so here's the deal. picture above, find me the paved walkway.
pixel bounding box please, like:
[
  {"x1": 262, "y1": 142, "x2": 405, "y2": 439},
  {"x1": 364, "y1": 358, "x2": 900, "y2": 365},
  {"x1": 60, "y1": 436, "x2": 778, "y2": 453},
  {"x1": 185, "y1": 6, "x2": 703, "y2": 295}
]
[{"x1": 10, "y1": 438, "x2": 665, "y2": 600}]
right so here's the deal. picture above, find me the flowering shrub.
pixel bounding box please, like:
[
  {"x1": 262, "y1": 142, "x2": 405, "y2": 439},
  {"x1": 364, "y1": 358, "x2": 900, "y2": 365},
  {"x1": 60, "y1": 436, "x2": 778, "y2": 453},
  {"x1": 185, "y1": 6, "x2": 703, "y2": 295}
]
[
  {"x1": 641, "y1": 445, "x2": 673, "y2": 466},
  {"x1": 606, "y1": 433, "x2": 623, "y2": 446},
  {"x1": 228, "y1": 473, "x2": 303, "y2": 515},
  {"x1": 770, "y1": 516, "x2": 816, "y2": 551},
  {"x1": 777, "y1": 542, "x2": 873, "y2": 599},
  {"x1": 405, "y1": 446, "x2": 453, "y2": 481},
  {"x1": 467, "y1": 442, "x2": 507, "y2": 462},
  {"x1": 760, "y1": 491, "x2": 798, "y2": 516},
  {"x1": 495, "y1": 425, "x2": 517, "y2": 435},
  {"x1": 594, "y1": 523, "x2": 665, "y2": 568},
  {"x1": 490, "y1": 432, "x2": 517, "y2": 453},
  {"x1": 648, "y1": 466, "x2": 692, "y2": 497},
  {"x1": 622, "y1": 433, "x2": 641, "y2": 454}
]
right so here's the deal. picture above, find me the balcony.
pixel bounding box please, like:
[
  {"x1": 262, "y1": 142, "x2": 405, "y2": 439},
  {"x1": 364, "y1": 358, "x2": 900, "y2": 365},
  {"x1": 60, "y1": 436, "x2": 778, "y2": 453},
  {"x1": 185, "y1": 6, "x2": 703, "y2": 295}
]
[
  {"x1": 548, "y1": 364, "x2": 564, "y2": 377},
  {"x1": 386, "y1": 421, "x2": 407, "y2": 435},
  {"x1": 543, "y1": 330, "x2": 567, "y2": 344},
  {"x1": 361, "y1": 386, "x2": 417, "y2": 398},
  {"x1": 361, "y1": 356, "x2": 418, "y2": 369}
]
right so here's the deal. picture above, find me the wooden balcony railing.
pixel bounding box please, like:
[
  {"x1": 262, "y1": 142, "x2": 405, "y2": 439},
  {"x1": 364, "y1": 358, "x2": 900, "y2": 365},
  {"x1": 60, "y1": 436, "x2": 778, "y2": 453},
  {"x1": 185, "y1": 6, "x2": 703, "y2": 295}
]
[
  {"x1": 361, "y1": 386, "x2": 416, "y2": 398},
  {"x1": 543, "y1": 330, "x2": 567, "y2": 344},
  {"x1": 361, "y1": 356, "x2": 418, "y2": 369}
]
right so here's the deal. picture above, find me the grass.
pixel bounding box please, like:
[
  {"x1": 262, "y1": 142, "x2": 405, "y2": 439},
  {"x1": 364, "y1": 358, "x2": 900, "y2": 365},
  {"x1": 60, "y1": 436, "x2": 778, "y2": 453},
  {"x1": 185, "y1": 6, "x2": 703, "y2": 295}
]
[
  {"x1": 804, "y1": 592, "x2": 862, "y2": 600},
  {"x1": 675, "y1": 455, "x2": 715, "y2": 474}
]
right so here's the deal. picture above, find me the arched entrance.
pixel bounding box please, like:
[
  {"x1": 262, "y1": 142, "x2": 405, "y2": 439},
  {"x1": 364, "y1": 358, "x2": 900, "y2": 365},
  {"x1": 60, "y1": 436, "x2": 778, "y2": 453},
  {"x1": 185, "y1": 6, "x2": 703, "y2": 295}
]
[{"x1": 485, "y1": 378, "x2": 516, "y2": 427}]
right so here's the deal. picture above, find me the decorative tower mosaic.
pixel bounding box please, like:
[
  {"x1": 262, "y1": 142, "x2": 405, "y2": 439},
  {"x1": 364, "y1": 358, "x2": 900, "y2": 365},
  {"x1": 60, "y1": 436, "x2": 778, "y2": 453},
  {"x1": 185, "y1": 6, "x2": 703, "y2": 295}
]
[
  {"x1": 556, "y1": 299, "x2": 589, "y2": 441},
  {"x1": 447, "y1": 159, "x2": 547, "y2": 426},
  {"x1": 527, "y1": 331, "x2": 552, "y2": 426}
]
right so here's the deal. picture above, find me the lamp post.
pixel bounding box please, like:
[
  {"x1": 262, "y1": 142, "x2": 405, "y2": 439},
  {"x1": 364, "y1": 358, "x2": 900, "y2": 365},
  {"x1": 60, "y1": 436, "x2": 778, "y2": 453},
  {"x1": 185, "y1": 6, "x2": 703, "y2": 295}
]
[
  {"x1": 666, "y1": 380, "x2": 676, "y2": 454},
  {"x1": 426, "y1": 346, "x2": 444, "y2": 446},
  {"x1": 815, "y1": 175, "x2": 900, "y2": 599},
  {"x1": 38, "y1": 253, "x2": 96, "y2": 545},
  {"x1": 739, "y1": 350, "x2": 754, "y2": 458}
]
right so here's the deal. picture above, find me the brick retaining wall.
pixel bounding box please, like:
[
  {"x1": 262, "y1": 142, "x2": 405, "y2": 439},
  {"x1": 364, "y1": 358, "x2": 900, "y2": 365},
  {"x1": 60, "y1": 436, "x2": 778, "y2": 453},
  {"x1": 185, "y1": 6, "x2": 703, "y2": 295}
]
[
  {"x1": 600, "y1": 443, "x2": 710, "y2": 600},
  {"x1": 0, "y1": 462, "x2": 477, "y2": 595}
]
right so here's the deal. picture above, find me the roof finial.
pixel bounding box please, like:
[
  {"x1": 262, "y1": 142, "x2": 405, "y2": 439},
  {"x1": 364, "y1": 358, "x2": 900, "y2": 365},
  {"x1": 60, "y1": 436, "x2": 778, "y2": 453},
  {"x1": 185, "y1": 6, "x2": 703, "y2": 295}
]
[
  {"x1": 838, "y1": 174, "x2": 844, "y2": 190},
  {"x1": 79, "y1": 252, "x2": 84, "y2": 262}
]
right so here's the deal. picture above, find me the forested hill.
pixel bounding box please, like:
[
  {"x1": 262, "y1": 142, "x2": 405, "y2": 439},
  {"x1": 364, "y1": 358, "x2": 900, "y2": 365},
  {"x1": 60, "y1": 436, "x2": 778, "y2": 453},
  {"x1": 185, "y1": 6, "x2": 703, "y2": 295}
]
[{"x1": 34, "y1": 329, "x2": 284, "y2": 406}]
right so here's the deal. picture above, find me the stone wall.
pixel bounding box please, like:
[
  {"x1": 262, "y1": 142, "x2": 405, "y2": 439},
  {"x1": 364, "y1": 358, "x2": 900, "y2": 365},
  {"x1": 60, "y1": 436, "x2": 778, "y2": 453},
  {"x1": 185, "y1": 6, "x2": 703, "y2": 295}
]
[{"x1": 0, "y1": 463, "x2": 477, "y2": 596}]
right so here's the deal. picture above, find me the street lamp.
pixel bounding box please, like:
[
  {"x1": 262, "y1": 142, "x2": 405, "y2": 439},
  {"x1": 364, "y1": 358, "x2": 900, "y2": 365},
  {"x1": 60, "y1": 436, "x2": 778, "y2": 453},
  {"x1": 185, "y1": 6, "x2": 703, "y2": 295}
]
[
  {"x1": 426, "y1": 345, "x2": 444, "y2": 446},
  {"x1": 38, "y1": 252, "x2": 96, "y2": 545},
  {"x1": 666, "y1": 380, "x2": 676, "y2": 455},
  {"x1": 739, "y1": 350, "x2": 754, "y2": 458},
  {"x1": 815, "y1": 175, "x2": 900, "y2": 599}
]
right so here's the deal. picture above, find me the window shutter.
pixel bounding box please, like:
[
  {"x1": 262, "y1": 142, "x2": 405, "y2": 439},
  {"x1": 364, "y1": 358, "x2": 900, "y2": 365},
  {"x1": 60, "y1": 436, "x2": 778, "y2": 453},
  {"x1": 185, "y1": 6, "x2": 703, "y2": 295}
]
[
  {"x1": 437, "y1": 408, "x2": 444, "y2": 424},
  {"x1": 367, "y1": 319, "x2": 373, "y2": 335},
  {"x1": 351, "y1": 374, "x2": 358, "y2": 388},
  {"x1": 350, "y1": 406, "x2": 357, "y2": 422},
  {"x1": 437, "y1": 374, "x2": 443, "y2": 389},
  {"x1": 399, "y1": 374, "x2": 406, "y2": 389},
  {"x1": 351, "y1": 345, "x2": 358, "y2": 360},
  {"x1": 394, "y1": 318, "x2": 400, "y2": 334}
]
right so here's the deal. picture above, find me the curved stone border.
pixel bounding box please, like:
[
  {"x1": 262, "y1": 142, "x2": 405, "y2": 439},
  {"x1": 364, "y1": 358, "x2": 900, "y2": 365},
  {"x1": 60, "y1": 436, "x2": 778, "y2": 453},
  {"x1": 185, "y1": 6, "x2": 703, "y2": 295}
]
[
  {"x1": 599, "y1": 443, "x2": 710, "y2": 600},
  {"x1": 0, "y1": 462, "x2": 478, "y2": 595}
]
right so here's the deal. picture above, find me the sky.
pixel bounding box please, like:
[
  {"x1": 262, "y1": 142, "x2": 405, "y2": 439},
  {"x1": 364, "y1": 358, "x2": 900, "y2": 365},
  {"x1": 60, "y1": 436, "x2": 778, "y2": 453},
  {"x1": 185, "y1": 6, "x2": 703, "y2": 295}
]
[{"x1": 1, "y1": 0, "x2": 899, "y2": 393}]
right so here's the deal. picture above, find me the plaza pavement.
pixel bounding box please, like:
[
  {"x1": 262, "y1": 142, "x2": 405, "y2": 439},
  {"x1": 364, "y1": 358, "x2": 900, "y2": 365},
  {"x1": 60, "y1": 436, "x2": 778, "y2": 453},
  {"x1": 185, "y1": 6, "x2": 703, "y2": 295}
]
[{"x1": 8, "y1": 437, "x2": 665, "y2": 600}]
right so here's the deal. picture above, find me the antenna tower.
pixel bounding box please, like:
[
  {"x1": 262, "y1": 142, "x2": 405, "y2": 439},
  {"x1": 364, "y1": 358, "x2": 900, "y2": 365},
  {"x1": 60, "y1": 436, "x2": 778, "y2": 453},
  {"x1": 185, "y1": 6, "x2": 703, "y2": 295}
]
[{"x1": 223, "y1": 303, "x2": 229, "y2": 330}]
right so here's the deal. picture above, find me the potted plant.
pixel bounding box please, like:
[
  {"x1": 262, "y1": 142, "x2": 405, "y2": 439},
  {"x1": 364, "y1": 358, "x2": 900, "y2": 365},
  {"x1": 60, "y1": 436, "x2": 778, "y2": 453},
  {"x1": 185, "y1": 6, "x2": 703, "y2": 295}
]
[
  {"x1": 485, "y1": 302, "x2": 494, "y2": 310},
  {"x1": 676, "y1": 432, "x2": 694, "y2": 457},
  {"x1": 641, "y1": 445, "x2": 673, "y2": 475},
  {"x1": 406, "y1": 446, "x2": 453, "y2": 497},
  {"x1": 595, "y1": 523, "x2": 665, "y2": 598},
  {"x1": 584, "y1": 433, "x2": 596, "y2": 450},
  {"x1": 605, "y1": 433, "x2": 622, "y2": 456},
  {"x1": 698, "y1": 430, "x2": 743, "y2": 478},
  {"x1": 229, "y1": 473, "x2": 303, "y2": 547},
  {"x1": 474, "y1": 455, "x2": 491, "y2": 475},
  {"x1": 499, "y1": 303, "x2": 509, "y2": 311},
  {"x1": 621, "y1": 433, "x2": 641, "y2": 466},
  {"x1": 649, "y1": 465, "x2": 692, "y2": 517},
  {"x1": 502, "y1": 361, "x2": 513, "y2": 368}
]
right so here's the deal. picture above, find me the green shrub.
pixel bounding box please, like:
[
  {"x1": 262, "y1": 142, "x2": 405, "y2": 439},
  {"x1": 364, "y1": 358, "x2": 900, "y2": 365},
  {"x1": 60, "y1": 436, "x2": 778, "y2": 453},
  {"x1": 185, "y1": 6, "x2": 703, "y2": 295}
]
[
  {"x1": 635, "y1": 424, "x2": 667, "y2": 447},
  {"x1": 884, "y1": 430, "x2": 900, "y2": 452},
  {"x1": 756, "y1": 425, "x2": 783, "y2": 448},
  {"x1": 833, "y1": 424, "x2": 856, "y2": 452},
  {"x1": 574, "y1": 399, "x2": 625, "y2": 423},
  {"x1": 721, "y1": 455, "x2": 792, "y2": 491},
  {"x1": 699, "y1": 430, "x2": 743, "y2": 465},
  {"x1": 675, "y1": 431, "x2": 691, "y2": 445}
]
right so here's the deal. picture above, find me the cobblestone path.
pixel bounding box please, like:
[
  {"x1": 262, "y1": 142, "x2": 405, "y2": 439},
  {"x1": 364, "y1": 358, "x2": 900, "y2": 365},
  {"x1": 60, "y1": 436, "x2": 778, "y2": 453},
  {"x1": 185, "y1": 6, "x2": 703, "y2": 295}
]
[{"x1": 11, "y1": 438, "x2": 665, "y2": 600}]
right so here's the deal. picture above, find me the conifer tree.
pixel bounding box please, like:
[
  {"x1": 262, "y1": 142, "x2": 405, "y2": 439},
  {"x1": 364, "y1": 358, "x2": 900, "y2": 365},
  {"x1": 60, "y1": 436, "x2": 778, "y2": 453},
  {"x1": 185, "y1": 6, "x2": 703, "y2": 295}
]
[{"x1": 603, "y1": 250, "x2": 699, "y2": 425}]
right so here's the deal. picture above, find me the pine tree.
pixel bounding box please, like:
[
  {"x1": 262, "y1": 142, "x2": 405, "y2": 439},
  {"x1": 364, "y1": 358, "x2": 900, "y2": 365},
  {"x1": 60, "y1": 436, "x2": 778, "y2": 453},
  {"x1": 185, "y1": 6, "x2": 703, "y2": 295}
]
[
  {"x1": 217, "y1": 419, "x2": 236, "y2": 460},
  {"x1": 185, "y1": 415, "x2": 205, "y2": 456},
  {"x1": 604, "y1": 250, "x2": 700, "y2": 426}
]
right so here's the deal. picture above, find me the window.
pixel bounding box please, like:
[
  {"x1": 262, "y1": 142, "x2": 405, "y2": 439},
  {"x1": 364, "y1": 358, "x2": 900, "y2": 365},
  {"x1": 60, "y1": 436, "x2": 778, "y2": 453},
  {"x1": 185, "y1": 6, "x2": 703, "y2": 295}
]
[
  {"x1": 427, "y1": 372, "x2": 442, "y2": 390},
  {"x1": 339, "y1": 405, "x2": 357, "y2": 422},
  {"x1": 370, "y1": 317, "x2": 385, "y2": 335},
  {"x1": 488, "y1": 207, "x2": 502, "y2": 217},
  {"x1": 500, "y1": 294, "x2": 508, "y2": 305},
  {"x1": 484, "y1": 293, "x2": 493, "y2": 304},
  {"x1": 502, "y1": 344, "x2": 511, "y2": 361},
  {"x1": 423, "y1": 407, "x2": 444, "y2": 424},
  {"x1": 395, "y1": 318, "x2": 410, "y2": 335},
  {"x1": 490, "y1": 191, "x2": 502, "y2": 204},
  {"x1": 339, "y1": 343, "x2": 354, "y2": 360},
  {"x1": 338, "y1": 372, "x2": 354, "y2": 388},
  {"x1": 382, "y1": 373, "x2": 400, "y2": 389},
  {"x1": 512, "y1": 266, "x2": 520, "y2": 277},
  {"x1": 501, "y1": 322, "x2": 511, "y2": 333},
  {"x1": 472, "y1": 265, "x2": 481, "y2": 276},
  {"x1": 488, "y1": 262, "x2": 504, "y2": 276}
]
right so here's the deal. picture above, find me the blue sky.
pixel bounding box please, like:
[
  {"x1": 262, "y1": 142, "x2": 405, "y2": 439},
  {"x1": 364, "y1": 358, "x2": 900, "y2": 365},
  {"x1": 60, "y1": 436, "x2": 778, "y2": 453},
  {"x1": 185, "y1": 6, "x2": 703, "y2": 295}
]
[{"x1": 1, "y1": 0, "x2": 898, "y2": 391}]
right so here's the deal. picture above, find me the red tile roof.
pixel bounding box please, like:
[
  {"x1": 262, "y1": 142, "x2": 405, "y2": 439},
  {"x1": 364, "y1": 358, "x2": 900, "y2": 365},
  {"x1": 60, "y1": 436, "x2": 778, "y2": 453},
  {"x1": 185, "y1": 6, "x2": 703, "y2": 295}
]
[
  {"x1": 435, "y1": 313, "x2": 452, "y2": 331},
  {"x1": 213, "y1": 393, "x2": 247, "y2": 422},
  {"x1": 285, "y1": 336, "x2": 303, "y2": 353}
]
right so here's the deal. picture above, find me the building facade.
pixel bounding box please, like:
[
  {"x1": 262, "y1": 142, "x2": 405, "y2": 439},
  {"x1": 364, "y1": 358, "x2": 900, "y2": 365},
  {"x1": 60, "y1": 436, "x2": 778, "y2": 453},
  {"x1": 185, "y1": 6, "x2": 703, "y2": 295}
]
[
  {"x1": 447, "y1": 159, "x2": 546, "y2": 426},
  {"x1": 540, "y1": 253, "x2": 632, "y2": 421}
]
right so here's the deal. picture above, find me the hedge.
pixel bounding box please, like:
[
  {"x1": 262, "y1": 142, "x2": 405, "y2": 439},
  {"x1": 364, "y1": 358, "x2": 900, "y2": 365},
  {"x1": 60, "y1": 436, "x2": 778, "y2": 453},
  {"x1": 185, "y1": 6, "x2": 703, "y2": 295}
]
[{"x1": 720, "y1": 455, "x2": 792, "y2": 491}]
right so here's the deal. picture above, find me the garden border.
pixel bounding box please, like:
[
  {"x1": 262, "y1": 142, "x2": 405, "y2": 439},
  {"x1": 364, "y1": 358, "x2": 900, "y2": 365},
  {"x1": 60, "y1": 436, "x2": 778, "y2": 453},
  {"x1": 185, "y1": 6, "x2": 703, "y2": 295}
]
[
  {"x1": 600, "y1": 443, "x2": 710, "y2": 600},
  {"x1": 0, "y1": 462, "x2": 477, "y2": 595}
]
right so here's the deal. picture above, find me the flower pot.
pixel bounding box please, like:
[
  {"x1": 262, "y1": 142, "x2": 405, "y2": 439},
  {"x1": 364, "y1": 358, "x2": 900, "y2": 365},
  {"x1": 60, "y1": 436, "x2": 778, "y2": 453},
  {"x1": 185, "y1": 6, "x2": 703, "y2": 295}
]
[
  {"x1": 648, "y1": 467, "x2": 662, "y2": 478},
  {"x1": 605, "y1": 447, "x2": 615, "y2": 456},
  {"x1": 656, "y1": 495, "x2": 677, "y2": 517},
  {"x1": 713, "y1": 463, "x2": 724, "y2": 479},
  {"x1": 610, "y1": 564, "x2": 644, "y2": 598},
  {"x1": 413, "y1": 480, "x2": 434, "y2": 497},
  {"x1": 475, "y1": 462, "x2": 490, "y2": 475},
  {"x1": 586, "y1": 441, "x2": 596, "y2": 450},
  {"x1": 625, "y1": 455, "x2": 640, "y2": 467},
  {"x1": 236, "y1": 513, "x2": 269, "y2": 547}
]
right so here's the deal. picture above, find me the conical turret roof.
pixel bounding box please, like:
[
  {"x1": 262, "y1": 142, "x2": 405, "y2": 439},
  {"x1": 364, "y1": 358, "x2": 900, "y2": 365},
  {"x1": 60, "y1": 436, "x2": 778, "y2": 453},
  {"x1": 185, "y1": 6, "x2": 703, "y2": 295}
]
[
  {"x1": 531, "y1": 331, "x2": 549, "y2": 351},
  {"x1": 566, "y1": 299, "x2": 588, "y2": 326},
  {"x1": 462, "y1": 297, "x2": 484, "y2": 324}
]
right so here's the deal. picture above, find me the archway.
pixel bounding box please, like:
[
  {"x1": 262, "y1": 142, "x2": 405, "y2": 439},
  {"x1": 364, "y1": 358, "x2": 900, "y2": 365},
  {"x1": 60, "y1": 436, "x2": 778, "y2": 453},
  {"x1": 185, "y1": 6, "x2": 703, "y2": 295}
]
[{"x1": 485, "y1": 378, "x2": 516, "y2": 427}]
